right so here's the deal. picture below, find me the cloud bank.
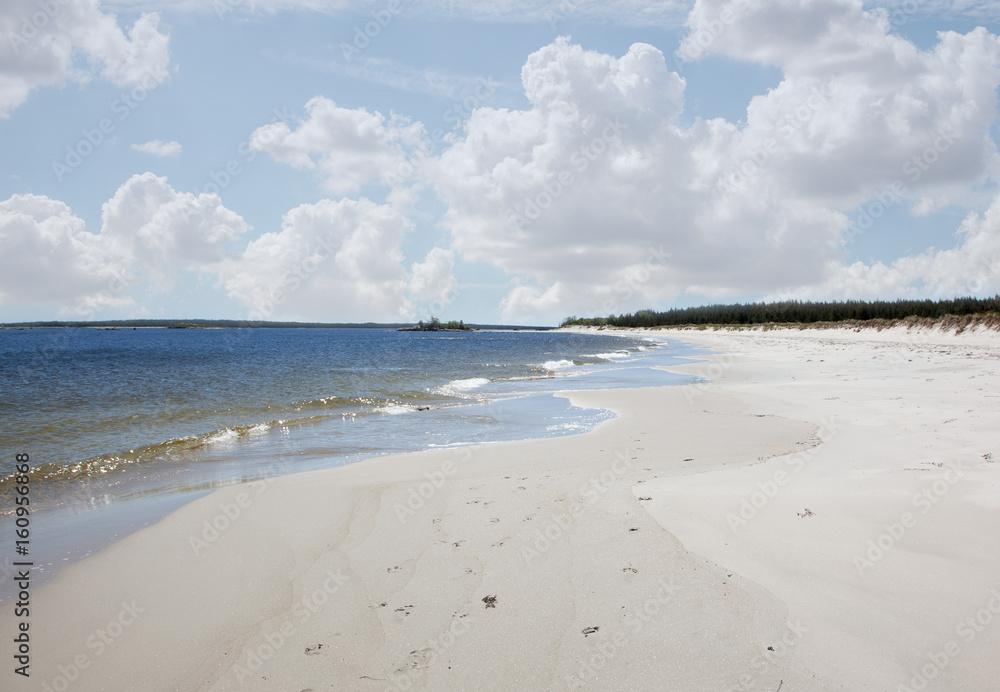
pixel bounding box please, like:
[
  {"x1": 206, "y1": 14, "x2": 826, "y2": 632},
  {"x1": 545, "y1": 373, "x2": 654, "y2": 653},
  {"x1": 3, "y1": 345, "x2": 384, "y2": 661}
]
[
  {"x1": 424, "y1": 13, "x2": 999, "y2": 317},
  {"x1": 0, "y1": 173, "x2": 246, "y2": 313},
  {"x1": 5, "y1": 0, "x2": 1000, "y2": 322},
  {"x1": 0, "y1": 0, "x2": 171, "y2": 118}
]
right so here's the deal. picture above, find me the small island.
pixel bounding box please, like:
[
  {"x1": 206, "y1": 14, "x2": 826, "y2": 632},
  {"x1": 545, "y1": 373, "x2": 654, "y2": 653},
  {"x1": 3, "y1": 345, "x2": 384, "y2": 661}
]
[{"x1": 398, "y1": 317, "x2": 473, "y2": 332}]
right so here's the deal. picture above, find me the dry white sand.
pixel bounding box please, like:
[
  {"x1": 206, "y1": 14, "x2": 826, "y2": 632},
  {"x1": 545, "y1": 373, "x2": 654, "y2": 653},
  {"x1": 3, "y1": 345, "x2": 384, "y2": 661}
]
[{"x1": 18, "y1": 324, "x2": 1000, "y2": 691}]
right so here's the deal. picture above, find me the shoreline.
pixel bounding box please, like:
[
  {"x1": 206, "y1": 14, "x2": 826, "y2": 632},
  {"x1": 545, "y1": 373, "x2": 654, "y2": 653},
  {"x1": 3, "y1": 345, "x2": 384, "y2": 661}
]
[
  {"x1": 0, "y1": 333, "x2": 697, "y2": 602},
  {"x1": 14, "y1": 325, "x2": 1000, "y2": 690}
]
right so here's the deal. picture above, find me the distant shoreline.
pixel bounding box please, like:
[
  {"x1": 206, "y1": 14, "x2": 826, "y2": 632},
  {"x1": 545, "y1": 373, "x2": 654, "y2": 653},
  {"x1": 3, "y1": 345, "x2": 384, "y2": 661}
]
[{"x1": 0, "y1": 319, "x2": 553, "y2": 330}]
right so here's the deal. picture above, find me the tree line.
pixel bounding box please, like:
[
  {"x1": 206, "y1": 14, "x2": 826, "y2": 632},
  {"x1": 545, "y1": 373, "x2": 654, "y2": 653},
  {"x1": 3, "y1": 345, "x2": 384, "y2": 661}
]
[{"x1": 561, "y1": 296, "x2": 1000, "y2": 328}]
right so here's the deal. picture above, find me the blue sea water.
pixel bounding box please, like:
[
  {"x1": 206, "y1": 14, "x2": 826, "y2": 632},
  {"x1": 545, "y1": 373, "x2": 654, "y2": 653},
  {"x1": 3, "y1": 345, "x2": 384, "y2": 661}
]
[{"x1": 0, "y1": 326, "x2": 702, "y2": 595}]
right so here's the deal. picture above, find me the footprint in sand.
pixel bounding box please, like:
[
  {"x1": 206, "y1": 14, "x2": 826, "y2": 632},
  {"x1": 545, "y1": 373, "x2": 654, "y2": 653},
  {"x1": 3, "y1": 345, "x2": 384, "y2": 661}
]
[{"x1": 396, "y1": 647, "x2": 434, "y2": 674}]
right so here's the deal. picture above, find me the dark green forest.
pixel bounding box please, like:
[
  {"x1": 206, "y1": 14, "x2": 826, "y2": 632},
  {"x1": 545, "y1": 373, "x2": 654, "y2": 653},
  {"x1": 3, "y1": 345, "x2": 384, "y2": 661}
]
[{"x1": 561, "y1": 296, "x2": 1000, "y2": 329}]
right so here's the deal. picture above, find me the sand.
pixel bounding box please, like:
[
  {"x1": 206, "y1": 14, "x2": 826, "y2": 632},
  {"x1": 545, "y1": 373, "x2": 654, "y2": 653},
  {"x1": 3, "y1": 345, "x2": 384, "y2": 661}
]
[{"x1": 17, "y1": 324, "x2": 1000, "y2": 691}]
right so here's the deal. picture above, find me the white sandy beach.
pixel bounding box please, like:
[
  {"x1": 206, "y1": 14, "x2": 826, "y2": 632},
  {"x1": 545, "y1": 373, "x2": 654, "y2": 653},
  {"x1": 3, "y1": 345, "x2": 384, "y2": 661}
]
[{"x1": 21, "y1": 324, "x2": 1000, "y2": 691}]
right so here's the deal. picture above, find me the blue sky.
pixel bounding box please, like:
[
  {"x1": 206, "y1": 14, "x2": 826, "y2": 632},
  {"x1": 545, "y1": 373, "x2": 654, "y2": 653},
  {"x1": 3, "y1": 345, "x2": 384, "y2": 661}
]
[{"x1": 1, "y1": 1, "x2": 999, "y2": 325}]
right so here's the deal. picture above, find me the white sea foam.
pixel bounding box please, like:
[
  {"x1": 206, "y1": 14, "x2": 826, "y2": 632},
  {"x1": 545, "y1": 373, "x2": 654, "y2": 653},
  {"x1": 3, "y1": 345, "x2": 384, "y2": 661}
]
[
  {"x1": 434, "y1": 376, "x2": 492, "y2": 399},
  {"x1": 545, "y1": 422, "x2": 587, "y2": 432},
  {"x1": 590, "y1": 350, "x2": 631, "y2": 360},
  {"x1": 541, "y1": 359, "x2": 576, "y2": 371},
  {"x1": 450, "y1": 377, "x2": 490, "y2": 390},
  {"x1": 375, "y1": 403, "x2": 420, "y2": 415},
  {"x1": 205, "y1": 428, "x2": 239, "y2": 444}
]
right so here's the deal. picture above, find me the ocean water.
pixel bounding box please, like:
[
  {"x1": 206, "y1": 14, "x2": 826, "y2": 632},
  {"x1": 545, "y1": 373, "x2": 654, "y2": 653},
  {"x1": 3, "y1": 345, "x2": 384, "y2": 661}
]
[{"x1": 0, "y1": 327, "x2": 702, "y2": 594}]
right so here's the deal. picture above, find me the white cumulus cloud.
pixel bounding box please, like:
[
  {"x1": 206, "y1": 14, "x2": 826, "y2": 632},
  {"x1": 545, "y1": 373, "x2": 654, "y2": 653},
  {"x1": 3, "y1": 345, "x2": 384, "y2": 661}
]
[
  {"x1": 0, "y1": 173, "x2": 247, "y2": 313},
  {"x1": 772, "y1": 190, "x2": 1000, "y2": 301},
  {"x1": 249, "y1": 97, "x2": 427, "y2": 196},
  {"x1": 131, "y1": 139, "x2": 182, "y2": 157},
  {"x1": 218, "y1": 196, "x2": 455, "y2": 322},
  {"x1": 680, "y1": 0, "x2": 1000, "y2": 205},
  {"x1": 210, "y1": 1, "x2": 1000, "y2": 323},
  {"x1": 0, "y1": 0, "x2": 171, "y2": 118},
  {"x1": 427, "y1": 2, "x2": 1000, "y2": 321},
  {"x1": 408, "y1": 247, "x2": 455, "y2": 305}
]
